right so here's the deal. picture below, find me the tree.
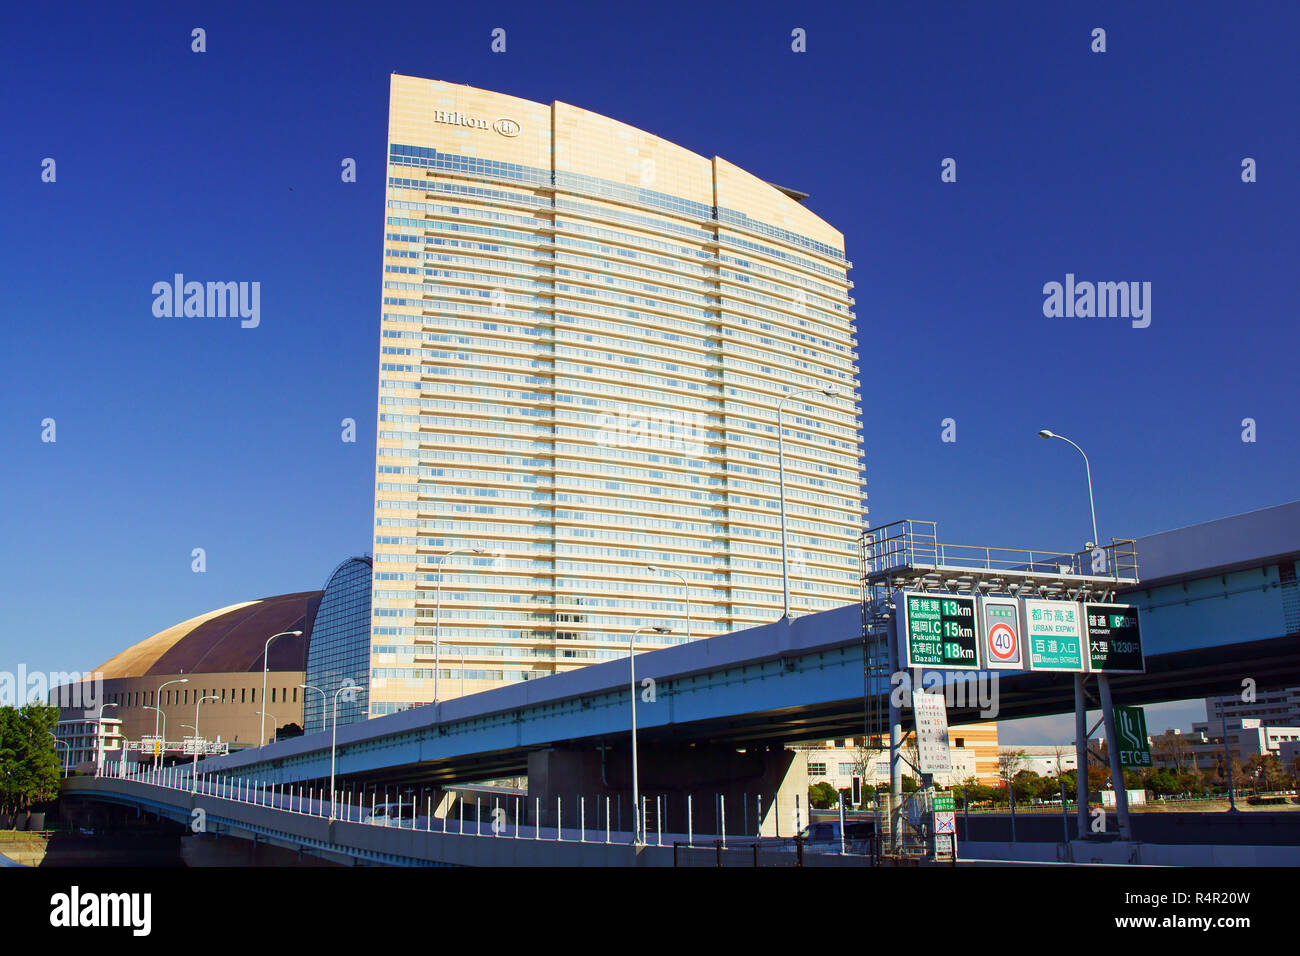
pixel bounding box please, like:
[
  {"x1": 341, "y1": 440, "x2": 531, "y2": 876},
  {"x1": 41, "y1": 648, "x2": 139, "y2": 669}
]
[
  {"x1": 0, "y1": 705, "x2": 60, "y2": 814},
  {"x1": 998, "y1": 749, "x2": 1026, "y2": 784},
  {"x1": 808, "y1": 781, "x2": 838, "y2": 809},
  {"x1": 851, "y1": 735, "x2": 885, "y2": 786},
  {"x1": 1150, "y1": 732, "x2": 1195, "y2": 774},
  {"x1": 1245, "y1": 754, "x2": 1288, "y2": 791}
]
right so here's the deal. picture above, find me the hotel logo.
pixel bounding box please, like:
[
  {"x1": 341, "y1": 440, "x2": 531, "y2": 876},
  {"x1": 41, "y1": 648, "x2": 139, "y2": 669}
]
[{"x1": 432, "y1": 108, "x2": 520, "y2": 137}]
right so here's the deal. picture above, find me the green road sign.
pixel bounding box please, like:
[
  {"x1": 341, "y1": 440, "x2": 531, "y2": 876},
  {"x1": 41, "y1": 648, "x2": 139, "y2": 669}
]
[
  {"x1": 933, "y1": 793, "x2": 955, "y2": 811},
  {"x1": 1022, "y1": 599, "x2": 1085, "y2": 671},
  {"x1": 1085, "y1": 603, "x2": 1145, "y2": 673},
  {"x1": 1114, "y1": 705, "x2": 1152, "y2": 767},
  {"x1": 897, "y1": 592, "x2": 980, "y2": 670}
]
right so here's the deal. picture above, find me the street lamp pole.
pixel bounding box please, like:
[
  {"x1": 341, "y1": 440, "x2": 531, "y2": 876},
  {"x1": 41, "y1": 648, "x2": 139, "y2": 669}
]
[
  {"x1": 649, "y1": 566, "x2": 690, "y2": 642},
  {"x1": 434, "y1": 547, "x2": 483, "y2": 705},
  {"x1": 260, "y1": 631, "x2": 302, "y2": 747},
  {"x1": 300, "y1": 683, "x2": 326, "y2": 735},
  {"x1": 330, "y1": 683, "x2": 358, "y2": 821},
  {"x1": 1037, "y1": 430, "x2": 1099, "y2": 548},
  {"x1": 143, "y1": 706, "x2": 166, "y2": 769},
  {"x1": 1038, "y1": 428, "x2": 1130, "y2": 840},
  {"x1": 49, "y1": 733, "x2": 70, "y2": 776},
  {"x1": 777, "y1": 386, "x2": 835, "y2": 619},
  {"x1": 256, "y1": 712, "x2": 278, "y2": 744},
  {"x1": 191, "y1": 695, "x2": 218, "y2": 793},
  {"x1": 152, "y1": 678, "x2": 188, "y2": 769},
  {"x1": 629, "y1": 625, "x2": 670, "y2": 845}
]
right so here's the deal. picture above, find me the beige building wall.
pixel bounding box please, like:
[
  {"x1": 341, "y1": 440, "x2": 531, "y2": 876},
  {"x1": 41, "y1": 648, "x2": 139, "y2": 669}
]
[
  {"x1": 90, "y1": 672, "x2": 306, "y2": 750},
  {"x1": 372, "y1": 75, "x2": 863, "y2": 716}
]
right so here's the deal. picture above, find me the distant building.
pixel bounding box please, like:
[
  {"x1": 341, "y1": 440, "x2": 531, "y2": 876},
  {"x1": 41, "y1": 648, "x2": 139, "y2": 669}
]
[
  {"x1": 796, "y1": 722, "x2": 1000, "y2": 794},
  {"x1": 1206, "y1": 687, "x2": 1300, "y2": 731},
  {"x1": 999, "y1": 745, "x2": 1078, "y2": 778},
  {"x1": 53, "y1": 717, "x2": 122, "y2": 773},
  {"x1": 1151, "y1": 705, "x2": 1300, "y2": 774}
]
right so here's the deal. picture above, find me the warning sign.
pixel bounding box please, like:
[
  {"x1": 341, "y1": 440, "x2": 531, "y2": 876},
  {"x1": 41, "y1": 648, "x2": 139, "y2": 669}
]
[
  {"x1": 980, "y1": 597, "x2": 1023, "y2": 670},
  {"x1": 934, "y1": 810, "x2": 956, "y2": 834}
]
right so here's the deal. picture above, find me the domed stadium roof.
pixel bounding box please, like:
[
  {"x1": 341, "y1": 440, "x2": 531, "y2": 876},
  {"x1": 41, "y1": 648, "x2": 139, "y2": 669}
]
[{"x1": 94, "y1": 592, "x2": 323, "y2": 680}]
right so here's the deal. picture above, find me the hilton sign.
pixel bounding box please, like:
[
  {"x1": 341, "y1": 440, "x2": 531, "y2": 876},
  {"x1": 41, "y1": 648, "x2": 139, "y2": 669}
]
[{"x1": 433, "y1": 109, "x2": 520, "y2": 137}]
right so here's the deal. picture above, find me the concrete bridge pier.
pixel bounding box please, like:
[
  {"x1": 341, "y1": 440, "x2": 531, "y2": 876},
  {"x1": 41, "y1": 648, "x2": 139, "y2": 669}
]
[{"x1": 527, "y1": 744, "x2": 808, "y2": 838}]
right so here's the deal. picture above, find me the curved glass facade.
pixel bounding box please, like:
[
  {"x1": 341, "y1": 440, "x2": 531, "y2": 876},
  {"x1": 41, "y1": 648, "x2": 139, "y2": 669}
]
[
  {"x1": 304, "y1": 557, "x2": 372, "y2": 730},
  {"x1": 372, "y1": 76, "x2": 864, "y2": 714}
]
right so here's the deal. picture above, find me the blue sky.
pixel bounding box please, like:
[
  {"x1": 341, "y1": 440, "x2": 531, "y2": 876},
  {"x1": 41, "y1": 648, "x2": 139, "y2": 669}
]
[{"x1": 1, "y1": 1, "x2": 1295, "y2": 738}]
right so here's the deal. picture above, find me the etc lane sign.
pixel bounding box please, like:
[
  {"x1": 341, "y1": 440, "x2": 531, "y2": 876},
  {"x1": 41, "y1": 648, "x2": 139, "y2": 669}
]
[
  {"x1": 896, "y1": 592, "x2": 980, "y2": 670},
  {"x1": 1114, "y1": 705, "x2": 1153, "y2": 767}
]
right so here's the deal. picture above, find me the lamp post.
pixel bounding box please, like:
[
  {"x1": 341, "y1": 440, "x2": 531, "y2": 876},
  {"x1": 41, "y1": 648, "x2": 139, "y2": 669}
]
[
  {"x1": 1038, "y1": 428, "x2": 1130, "y2": 841},
  {"x1": 95, "y1": 702, "x2": 118, "y2": 777},
  {"x1": 49, "y1": 733, "x2": 70, "y2": 776},
  {"x1": 152, "y1": 678, "x2": 188, "y2": 769},
  {"x1": 256, "y1": 712, "x2": 279, "y2": 744},
  {"x1": 300, "y1": 683, "x2": 326, "y2": 734},
  {"x1": 1036, "y1": 430, "x2": 1099, "y2": 548},
  {"x1": 777, "y1": 386, "x2": 836, "y2": 619},
  {"x1": 649, "y1": 565, "x2": 690, "y2": 642},
  {"x1": 191, "y1": 695, "x2": 218, "y2": 793},
  {"x1": 329, "y1": 683, "x2": 360, "y2": 821},
  {"x1": 260, "y1": 631, "x2": 303, "y2": 747},
  {"x1": 433, "y1": 547, "x2": 482, "y2": 705},
  {"x1": 143, "y1": 706, "x2": 166, "y2": 770},
  {"x1": 629, "y1": 625, "x2": 671, "y2": 845}
]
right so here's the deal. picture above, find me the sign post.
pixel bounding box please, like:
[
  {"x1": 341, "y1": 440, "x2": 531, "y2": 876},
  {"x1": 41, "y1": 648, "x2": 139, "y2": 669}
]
[{"x1": 932, "y1": 791, "x2": 957, "y2": 860}]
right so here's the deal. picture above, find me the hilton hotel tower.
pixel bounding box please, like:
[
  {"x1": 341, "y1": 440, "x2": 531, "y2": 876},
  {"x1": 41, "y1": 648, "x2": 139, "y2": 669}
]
[{"x1": 369, "y1": 75, "x2": 863, "y2": 716}]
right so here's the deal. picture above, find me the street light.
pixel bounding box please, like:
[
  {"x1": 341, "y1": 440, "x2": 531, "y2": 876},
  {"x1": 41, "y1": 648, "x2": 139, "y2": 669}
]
[
  {"x1": 256, "y1": 711, "x2": 278, "y2": 744},
  {"x1": 1037, "y1": 429, "x2": 1099, "y2": 548},
  {"x1": 777, "y1": 386, "x2": 836, "y2": 619},
  {"x1": 191, "y1": 695, "x2": 219, "y2": 793},
  {"x1": 1037, "y1": 428, "x2": 1134, "y2": 842},
  {"x1": 143, "y1": 706, "x2": 166, "y2": 770},
  {"x1": 95, "y1": 702, "x2": 118, "y2": 777},
  {"x1": 261, "y1": 631, "x2": 303, "y2": 747},
  {"x1": 151, "y1": 678, "x2": 188, "y2": 769},
  {"x1": 629, "y1": 625, "x2": 671, "y2": 845},
  {"x1": 434, "y1": 547, "x2": 483, "y2": 705},
  {"x1": 300, "y1": 683, "x2": 326, "y2": 734},
  {"x1": 330, "y1": 682, "x2": 361, "y2": 821},
  {"x1": 649, "y1": 565, "x2": 690, "y2": 642},
  {"x1": 49, "y1": 733, "x2": 70, "y2": 776}
]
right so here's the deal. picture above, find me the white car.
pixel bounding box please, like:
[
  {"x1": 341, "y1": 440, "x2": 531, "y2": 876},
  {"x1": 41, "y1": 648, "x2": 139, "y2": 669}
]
[{"x1": 363, "y1": 803, "x2": 421, "y2": 826}]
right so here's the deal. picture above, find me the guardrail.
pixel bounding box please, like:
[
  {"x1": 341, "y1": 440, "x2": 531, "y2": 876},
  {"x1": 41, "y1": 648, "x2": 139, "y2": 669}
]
[{"x1": 862, "y1": 519, "x2": 1138, "y2": 582}]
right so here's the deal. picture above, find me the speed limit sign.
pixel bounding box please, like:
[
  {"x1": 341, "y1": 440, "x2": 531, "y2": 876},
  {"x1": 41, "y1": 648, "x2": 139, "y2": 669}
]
[{"x1": 981, "y1": 597, "x2": 1023, "y2": 670}]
